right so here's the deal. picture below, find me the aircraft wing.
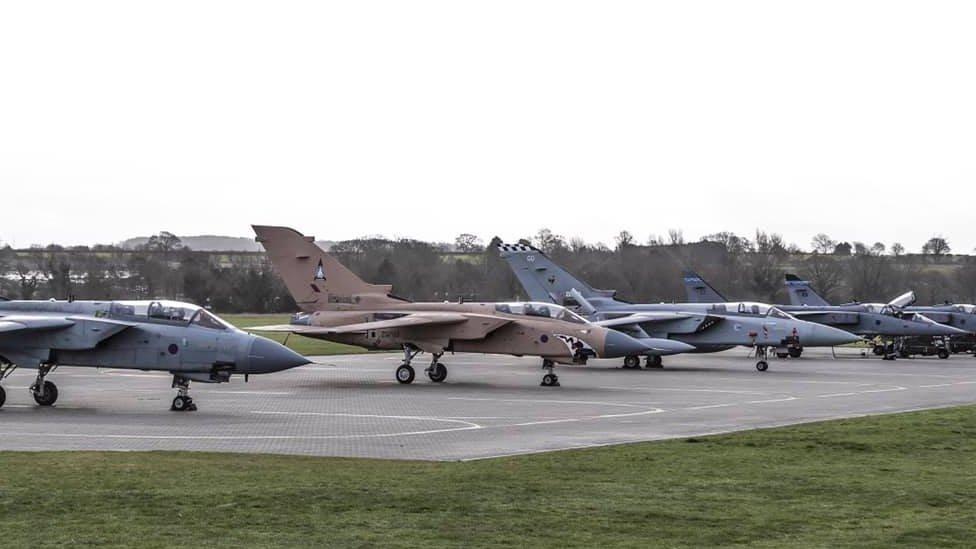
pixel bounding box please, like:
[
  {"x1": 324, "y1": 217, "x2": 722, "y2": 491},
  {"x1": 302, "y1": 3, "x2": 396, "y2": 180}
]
[
  {"x1": 0, "y1": 315, "x2": 136, "y2": 346},
  {"x1": 594, "y1": 312, "x2": 695, "y2": 328},
  {"x1": 0, "y1": 316, "x2": 76, "y2": 334},
  {"x1": 790, "y1": 310, "x2": 860, "y2": 325},
  {"x1": 249, "y1": 312, "x2": 488, "y2": 335}
]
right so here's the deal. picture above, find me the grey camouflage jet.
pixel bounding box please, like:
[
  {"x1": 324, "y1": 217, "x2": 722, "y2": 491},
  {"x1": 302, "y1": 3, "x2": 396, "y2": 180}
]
[
  {"x1": 681, "y1": 272, "x2": 967, "y2": 359},
  {"x1": 251, "y1": 226, "x2": 689, "y2": 387},
  {"x1": 498, "y1": 244, "x2": 859, "y2": 371},
  {"x1": 779, "y1": 274, "x2": 970, "y2": 358},
  {"x1": 0, "y1": 298, "x2": 309, "y2": 411}
]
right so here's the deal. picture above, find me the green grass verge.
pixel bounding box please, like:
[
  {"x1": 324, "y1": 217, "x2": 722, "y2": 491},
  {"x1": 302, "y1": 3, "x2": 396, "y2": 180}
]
[
  {"x1": 223, "y1": 314, "x2": 367, "y2": 356},
  {"x1": 2, "y1": 406, "x2": 975, "y2": 547}
]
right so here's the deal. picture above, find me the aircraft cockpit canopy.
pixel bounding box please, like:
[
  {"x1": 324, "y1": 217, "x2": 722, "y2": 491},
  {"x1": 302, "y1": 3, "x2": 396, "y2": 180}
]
[
  {"x1": 109, "y1": 300, "x2": 235, "y2": 330},
  {"x1": 494, "y1": 302, "x2": 588, "y2": 324},
  {"x1": 730, "y1": 302, "x2": 797, "y2": 320}
]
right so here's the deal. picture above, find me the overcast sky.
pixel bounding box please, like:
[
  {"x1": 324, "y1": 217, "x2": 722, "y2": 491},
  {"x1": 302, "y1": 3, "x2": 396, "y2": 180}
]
[{"x1": 1, "y1": 1, "x2": 973, "y2": 252}]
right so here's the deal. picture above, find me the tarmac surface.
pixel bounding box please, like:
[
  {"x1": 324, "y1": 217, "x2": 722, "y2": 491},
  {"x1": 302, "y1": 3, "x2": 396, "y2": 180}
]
[{"x1": 1, "y1": 348, "x2": 975, "y2": 461}]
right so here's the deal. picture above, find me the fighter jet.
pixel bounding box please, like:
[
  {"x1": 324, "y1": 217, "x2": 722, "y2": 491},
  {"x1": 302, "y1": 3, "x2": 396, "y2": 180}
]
[
  {"x1": 251, "y1": 226, "x2": 687, "y2": 387},
  {"x1": 0, "y1": 298, "x2": 309, "y2": 411},
  {"x1": 778, "y1": 274, "x2": 970, "y2": 358},
  {"x1": 497, "y1": 244, "x2": 859, "y2": 371}
]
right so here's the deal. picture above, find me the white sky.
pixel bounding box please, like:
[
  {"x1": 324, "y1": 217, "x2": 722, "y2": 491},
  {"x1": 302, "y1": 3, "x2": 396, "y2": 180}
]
[{"x1": 1, "y1": 1, "x2": 974, "y2": 252}]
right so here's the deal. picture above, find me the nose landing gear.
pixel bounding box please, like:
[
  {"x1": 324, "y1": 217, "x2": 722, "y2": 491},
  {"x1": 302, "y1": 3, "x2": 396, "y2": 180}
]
[
  {"x1": 540, "y1": 359, "x2": 560, "y2": 387},
  {"x1": 171, "y1": 375, "x2": 197, "y2": 412},
  {"x1": 755, "y1": 346, "x2": 770, "y2": 372}
]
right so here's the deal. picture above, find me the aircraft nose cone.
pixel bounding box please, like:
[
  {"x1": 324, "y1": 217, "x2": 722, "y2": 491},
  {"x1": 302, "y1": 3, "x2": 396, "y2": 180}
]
[
  {"x1": 247, "y1": 336, "x2": 310, "y2": 373},
  {"x1": 603, "y1": 330, "x2": 657, "y2": 358},
  {"x1": 809, "y1": 324, "x2": 861, "y2": 347}
]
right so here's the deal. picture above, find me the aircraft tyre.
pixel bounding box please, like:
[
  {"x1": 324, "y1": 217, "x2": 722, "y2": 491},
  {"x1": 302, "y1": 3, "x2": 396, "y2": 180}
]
[
  {"x1": 427, "y1": 363, "x2": 448, "y2": 382},
  {"x1": 623, "y1": 355, "x2": 640, "y2": 369},
  {"x1": 872, "y1": 345, "x2": 885, "y2": 356},
  {"x1": 541, "y1": 373, "x2": 560, "y2": 387},
  {"x1": 756, "y1": 361, "x2": 769, "y2": 372},
  {"x1": 0, "y1": 385, "x2": 5, "y2": 408},
  {"x1": 171, "y1": 395, "x2": 197, "y2": 412},
  {"x1": 789, "y1": 348, "x2": 803, "y2": 358},
  {"x1": 938, "y1": 349, "x2": 950, "y2": 360},
  {"x1": 645, "y1": 355, "x2": 663, "y2": 368},
  {"x1": 32, "y1": 381, "x2": 58, "y2": 406},
  {"x1": 776, "y1": 352, "x2": 789, "y2": 359},
  {"x1": 396, "y1": 364, "x2": 415, "y2": 384}
]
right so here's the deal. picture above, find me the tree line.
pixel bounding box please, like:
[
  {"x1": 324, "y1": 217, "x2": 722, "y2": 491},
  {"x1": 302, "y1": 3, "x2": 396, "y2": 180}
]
[{"x1": 1, "y1": 230, "x2": 975, "y2": 312}]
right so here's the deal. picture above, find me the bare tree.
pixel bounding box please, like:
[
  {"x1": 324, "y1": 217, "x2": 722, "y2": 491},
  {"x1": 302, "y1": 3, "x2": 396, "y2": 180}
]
[
  {"x1": 614, "y1": 230, "x2": 635, "y2": 250},
  {"x1": 891, "y1": 243, "x2": 905, "y2": 256},
  {"x1": 811, "y1": 233, "x2": 836, "y2": 254},
  {"x1": 667, "y1": 228, "x2": 685, "y2": 246},
  {"x1": 453, "y1": 233, "x2": 483, "y2": 253},
  {"x1": 532, "y1": 228, "x2": 565, "y2": 254},
  {"x1": 921, "y1": 236, "x2": 951, "y2": 256},
  {"x1": 15, "y1": 262, "x2": 39, "y2": 300}
]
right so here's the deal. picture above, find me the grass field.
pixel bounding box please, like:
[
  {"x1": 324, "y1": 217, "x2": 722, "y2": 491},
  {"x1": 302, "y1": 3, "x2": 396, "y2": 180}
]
[
  {"x1": 223, "y1": 314, "x2": 368, "y2": 356},
  {"x1": 1, "y1": 406, "x2": 974, "y2": 547}
]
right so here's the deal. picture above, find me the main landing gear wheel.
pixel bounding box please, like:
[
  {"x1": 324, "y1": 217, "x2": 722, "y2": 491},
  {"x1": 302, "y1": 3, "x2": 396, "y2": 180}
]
[
  {"x1": 623, "y1": 355, "x2": 641, "y2": 369},
  {"x1": 32, "y1": 380, "x2": 58, "y2": 406},
  {"x1": 938, "y1": 349, "x2": 950, "y2": 359},
  {"x1": 171, "y1": 395, "x2": 196, "y2": 412},
  {"x1": 776, "y1": 352, "x2": 789, "y2": 359},
  {"x1": 789, "y1": 347, "x2": 803, "y2": 358},
  {"x1": 396, "y1": 364, "x2": 416, "y2": 384},
  {"x1": 427, "y1": 362, "x2": 448, "y2": 383},
  {"x1": 756, "y1": 361, "x2": 769, "y2": 372},
  {"x1": 0, "y1": 385, "x2": 5, "y2": 409},
  {"x1": 645, "y1": 355, "x2": 663, "y2": 368}
]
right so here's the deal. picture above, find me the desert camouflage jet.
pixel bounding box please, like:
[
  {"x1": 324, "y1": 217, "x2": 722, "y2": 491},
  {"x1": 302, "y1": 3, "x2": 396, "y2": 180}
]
[
  {"x1": 251, "y1": 226, "x2": 688, "y2": 387},
  {"x1": 779, "y1": 274, "x2": 970, "y2": 358},
  {"x1": 0, "y1": 298, "x2": 309, "y2": 411},
  {"x1": 498, "y1": 244, "x2": 859, "y2": 371}
]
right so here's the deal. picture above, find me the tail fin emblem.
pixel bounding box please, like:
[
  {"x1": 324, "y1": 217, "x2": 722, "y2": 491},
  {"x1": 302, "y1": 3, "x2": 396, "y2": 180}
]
[{"x1": 314, "y1": 259, "x2": 327, "y2": 281}]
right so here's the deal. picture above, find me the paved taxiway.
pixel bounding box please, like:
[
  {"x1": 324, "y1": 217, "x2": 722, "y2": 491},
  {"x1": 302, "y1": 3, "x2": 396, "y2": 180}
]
[{"x1": 1, "y1": 349, "x2": 974, "y2": 460}]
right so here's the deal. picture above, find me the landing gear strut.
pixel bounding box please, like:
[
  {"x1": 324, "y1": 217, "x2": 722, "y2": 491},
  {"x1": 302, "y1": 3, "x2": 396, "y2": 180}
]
[
  {"x1": 396, "y1": 346, "x2": 421, "y2": 384},
  {"x1": 755, "y1": 347, "x2": 769, "y2": 372},
  {"x1": 0, "y1": 362, "x2": 16, "y2": 409},
  {"x1": 31, "y1": 364, "x2": 59, "y2": 406},
  {"x1": 540, "y1": 359, "x2": 560, "y2": 387},
  {"x1": 426, "y1": 353, "x2": 448, "y2": 383},
  {"x1": 170, "y1": 375, "x2": 197, "y2": 412}
]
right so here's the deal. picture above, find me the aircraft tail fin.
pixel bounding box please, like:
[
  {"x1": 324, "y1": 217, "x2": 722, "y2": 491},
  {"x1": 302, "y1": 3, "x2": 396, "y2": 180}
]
[
  {"x1": 682, "y1": 271, "x2": 727, "y2": 303},
  {"x1": 253, "y1": 225, "x2": 404, "y2": 312},
  {"x1": 784, "y1": 274, "x2": 832, "y2": 307},
  {"x1": 496, "y1": 243, "x2": 614, "y2": 306}
]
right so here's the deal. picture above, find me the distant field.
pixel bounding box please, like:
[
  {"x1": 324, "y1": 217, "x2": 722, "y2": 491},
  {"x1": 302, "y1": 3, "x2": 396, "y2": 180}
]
[
  {"x1": 223, "y1": 314, "x2": 367, "y2": 356},
  {"x1": 1, "y1": 406, "x2": 974, "y2": 547}
]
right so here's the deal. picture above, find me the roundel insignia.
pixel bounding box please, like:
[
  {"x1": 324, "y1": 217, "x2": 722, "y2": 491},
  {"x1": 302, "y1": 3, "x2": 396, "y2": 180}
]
[{"x1": 540, "y1": 334, "x2": 549, "y2": 343}]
